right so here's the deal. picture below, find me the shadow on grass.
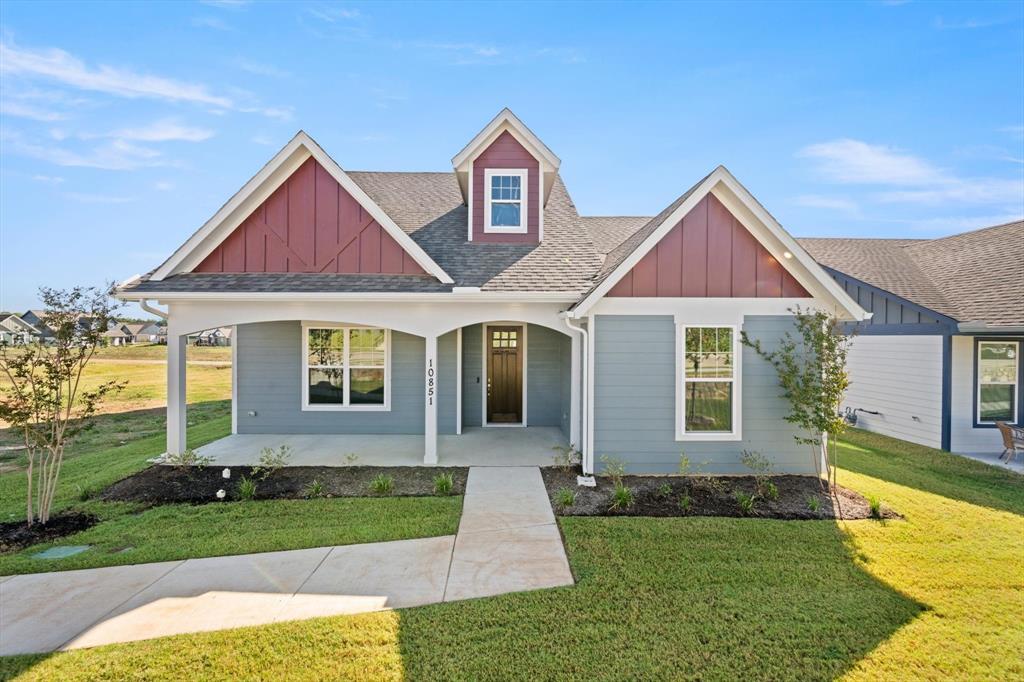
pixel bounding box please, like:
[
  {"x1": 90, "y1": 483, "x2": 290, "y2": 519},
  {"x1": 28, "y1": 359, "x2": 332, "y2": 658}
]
[
  {"x1": 396, "y1": 516, "x2": 924, "y2": 680},
  {"x1": 836, "y1": 428, "x2": 1023, "y2": 516}
]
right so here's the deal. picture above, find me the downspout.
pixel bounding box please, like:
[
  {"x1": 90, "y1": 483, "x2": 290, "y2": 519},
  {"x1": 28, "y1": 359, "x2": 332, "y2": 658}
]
[
  {"x1": 562, "y1": 313, "x2": 590, "y2": 474},
  {"x1": 139, "y1": 299, "x2": 168, "y2": 320}
]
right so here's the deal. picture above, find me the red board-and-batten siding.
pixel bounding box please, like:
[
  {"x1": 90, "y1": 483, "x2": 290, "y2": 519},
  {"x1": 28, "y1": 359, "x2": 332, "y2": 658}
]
[
  {"x1": 194, "y1": 158, "x2": 425, "y2": 275},
  {"x1": 608, "y1": 194, "x2": 810, "y2": 298},
  {"x1": 471, "y1": 131, "x2": 540, "y2": 243}
]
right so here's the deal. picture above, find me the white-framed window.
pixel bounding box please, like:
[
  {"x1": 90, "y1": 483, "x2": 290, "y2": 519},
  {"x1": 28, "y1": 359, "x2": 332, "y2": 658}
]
[
  {"x1": 676, "y1": 324, "x2": 742, "y2": 440},
  {"x1": 977, "y1": 340, "x2": 1018, "y2": 424},
  {"x1": 484, "y1": 168, "x2": 527, "y2": 233},
  {"x1": 301, "y1": 324, "x2": 390, "y2": 411}
]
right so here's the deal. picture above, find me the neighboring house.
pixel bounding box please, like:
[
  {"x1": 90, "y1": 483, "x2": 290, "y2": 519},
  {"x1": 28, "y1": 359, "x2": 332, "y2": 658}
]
[
  {"x1": 124, "y1": 322, "x2": 162, "y2": 343},
  {"x1": 103, "y1": 323, "x2": 132, "y2": 346},
  {"x1": 0, "y1": 313, "x2": 43, "y2": 345},
  {"x1": 800, "y1": 221, "x2": 1024, "y2": 456},
  {"x1": 194, "y1": 327, "x2": 232, "y2": 346},
  {"x1": 116, "y1": 109, "x2": 868, "y2": 474},
  {"x1": 20, "y1": 310, "x2": 56, "y2": 343}
]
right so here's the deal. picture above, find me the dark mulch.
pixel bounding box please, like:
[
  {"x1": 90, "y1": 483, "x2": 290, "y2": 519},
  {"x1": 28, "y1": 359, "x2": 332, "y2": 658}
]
[
  {"x1": 101, "y1": 465, "x2": 469, "y2": 504},
  {"x1": 541, "y1": 469, "x2": 899, "y2": 520},
  {"x1": 0, "y1": 512, "x2": 99, "y2": 553}
]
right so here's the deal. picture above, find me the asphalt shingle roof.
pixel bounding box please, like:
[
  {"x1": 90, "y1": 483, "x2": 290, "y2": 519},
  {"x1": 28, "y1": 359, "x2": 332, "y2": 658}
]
[
  {"x1": 798, "y1": 220, "x2": 1024, "y2": 327},
  {"x1": 580, "y1": 216, "x2": 652, "y2": 257},
  {"x1": 126, "y1": 273, "x2": 454, "y2": 293}
]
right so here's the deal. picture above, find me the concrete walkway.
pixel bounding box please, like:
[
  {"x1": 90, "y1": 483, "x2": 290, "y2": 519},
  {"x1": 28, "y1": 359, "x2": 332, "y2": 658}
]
[{"x1": 0, "y1": 467, "x2": 573, "y2": 655}]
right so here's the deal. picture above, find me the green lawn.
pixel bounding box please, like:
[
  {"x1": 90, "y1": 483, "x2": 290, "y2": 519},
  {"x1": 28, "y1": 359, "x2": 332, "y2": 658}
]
[
  {"x1": 0, "y1": 496, "x2": 462, "y2": 575},
  {"x1": 2, "y1": 429, "x2": 1022, "y2": 681}
]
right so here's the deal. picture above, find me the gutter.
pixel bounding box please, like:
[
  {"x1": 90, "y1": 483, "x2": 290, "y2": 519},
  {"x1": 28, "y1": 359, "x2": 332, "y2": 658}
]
[{"x1": 957, "y1": 321, "x2": 1024, "y2": 334}]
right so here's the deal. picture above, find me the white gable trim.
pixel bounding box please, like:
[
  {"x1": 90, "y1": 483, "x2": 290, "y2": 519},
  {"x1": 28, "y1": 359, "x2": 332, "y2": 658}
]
[
  {"x1": 452, "y1": 108, "x2": 560, "y2": 171},
  {"x1": 571, "y1": 166, "x2": 869, "y2": 321},
  {"x1": 150, "y1": 132, "x2": 453, "y2": 284}
]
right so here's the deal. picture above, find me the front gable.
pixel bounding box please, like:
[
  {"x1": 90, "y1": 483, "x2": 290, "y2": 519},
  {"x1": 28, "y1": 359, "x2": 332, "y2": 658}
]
[
  {"x1": 194, "y1": 158, "x2": 426, "y2": 275},
  {"x1": 470, "y1": 131, "x2": 541, "y2": 244},
  {"x1": 608, "y1": 193, "x2": 810, "y2": 298}
]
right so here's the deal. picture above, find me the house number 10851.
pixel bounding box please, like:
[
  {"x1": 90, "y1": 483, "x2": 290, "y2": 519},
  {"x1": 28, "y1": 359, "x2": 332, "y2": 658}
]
[{"x1": 427, "y1": 359, "x2": 435, "y2": 406}]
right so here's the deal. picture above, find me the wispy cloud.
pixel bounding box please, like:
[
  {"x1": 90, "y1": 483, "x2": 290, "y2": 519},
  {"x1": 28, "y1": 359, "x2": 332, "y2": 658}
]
[
  {"x1": 3, "y1": 130, "x2": 167, "y2": 170},
  {"x1": 154, "y1": 180, "x2": 174, "y2": 191},
  {"x1": 200, "y1": 0, "x2": 251, "y2": 7},
  {"x1": 932, "y1": 16, "x2": 1015, "y2": 30},
  {"x1": 63, "y1": 192, "x2": 136, "y2": 204},
  {"x1": 999, "y1": 125, "x2": 1024, "y2": 140},
  {"x1": 793, "y1": 194, "x2": 860, "y2": 214},
  {"x1": 0, "y1": 40, "x2": 233, "y2": 108},
  {"x1": 234, "y1": 58, "x2": 290, "y2": 78},
  {"x1": 306, "y1": 6, "x2": 360, "y2": 22},
  {"x1": 103, "y1": 119, "x2": 215, "y2": 143},
  {"x1": 192, "y1": 16, "x2": 234, "y2": 32},
  {"x1": 32, "y1": 174, "x2": 64, "y2": 184},
  {"x1": 251, "y1": 134, "x2": 274, "y2": 146},
  {"x1": 0, "y1": 100, "x2": 66, "y2": 121},
  {"x1": 798, "y1": 138, "x2": 1024, "y2": 206}
]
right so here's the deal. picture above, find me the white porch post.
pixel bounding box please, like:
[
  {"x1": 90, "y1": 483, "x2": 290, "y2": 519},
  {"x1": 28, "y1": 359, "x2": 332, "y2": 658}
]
[
  {"x1": 570, "y1": 332, "x2": 581, "y2": 448},
  {"x1": 424, "y1": 334, "x2": 438, "y2": 464},
  {"x1": 167, "y1": 332, "x2": 187, "y2": 456}
]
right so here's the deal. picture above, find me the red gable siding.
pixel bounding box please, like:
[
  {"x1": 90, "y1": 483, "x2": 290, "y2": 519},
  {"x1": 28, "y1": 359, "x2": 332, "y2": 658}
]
[
  {"x1": 194, "y1": 158, "x2": 426, "y2": 275},
  {"x1": 471, "y1": 131, "x2": 540, "y2": 243},
  {"x1": 607, "y1": 194, "x2": 810, "y2": 298}
]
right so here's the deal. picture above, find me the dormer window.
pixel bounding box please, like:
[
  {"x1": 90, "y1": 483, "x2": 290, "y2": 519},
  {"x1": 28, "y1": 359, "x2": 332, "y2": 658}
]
[{"x1": 485, "y1": 169, "x2": 527, "y2": 233}]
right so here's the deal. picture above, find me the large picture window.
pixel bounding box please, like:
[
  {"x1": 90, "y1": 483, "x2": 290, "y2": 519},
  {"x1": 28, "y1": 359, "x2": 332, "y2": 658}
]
[
  {"x1": 977, "y1": 340, "x2": 1018, "y2": 424},
  {"x1": 678, "y1": 325, "x2": 740, "y2": 439},
  {"x1": 303, "y1": 326, "x2": 389, "y2": 410},
  {"x1": 484, "y1": 169, "x2": 527, "y2": 233}
]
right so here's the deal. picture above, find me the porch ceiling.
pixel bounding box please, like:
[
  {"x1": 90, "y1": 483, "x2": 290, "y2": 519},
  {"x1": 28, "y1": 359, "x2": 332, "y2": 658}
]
[{"x1": 191, "y1": 427, "x2": 566, "y2": 467}]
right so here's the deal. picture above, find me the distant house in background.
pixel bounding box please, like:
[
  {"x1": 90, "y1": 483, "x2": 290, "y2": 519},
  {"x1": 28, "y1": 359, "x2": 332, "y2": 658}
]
[
  {"x1": 800, "y1": 220, "x2": 1024, "y2": 457},
  {"x1": 103, "y1": 323, "x2": 132, "y2": 346},
  {"x1": 0, "y1": 313, "x2": 43, "y2": 345},
  {"x1": 20, "y1": 310, "x2": 56, "y2": 343},
  {"x1": 124, "y1": 322, "x2": 162, "y2": 343},
  {"x1": 193, "y1": 327, "x2": 232, "y2": 346}
]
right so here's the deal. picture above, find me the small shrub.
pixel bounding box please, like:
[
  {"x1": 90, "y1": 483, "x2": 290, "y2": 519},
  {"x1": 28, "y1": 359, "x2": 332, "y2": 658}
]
[
  {"x1": 677, "y1": 493, "x2": 691, "y2": 514},
  {"x1": 609, "y1": 481, "x2": 635, "y2": 511},
  {"x1": 252, "y1": 445, "x2": 292, "y2": 481},
  {"x1": 552, "y1": 443, "x2": 582, "y2": 472},
  {"x1": 344, "y1": 453, "x2": 360, "y2": 465},
  {"x1": 678, "y1": 452, "x2": 690, "y2": 476},
  {"x1": 304, "y1": 479, "x2": 325, "y2": 499},
  {"x1": 868, "y1": 495, "x2": 882, "y2": 519},
  {"x1": 735, "y1": 491, "x2": 755, "y2": 516},
  {"x1": 164, "y1": 448, "x2": 212, "y2": 469},
  {"x1": 657, "y1": 482, "x2": 673, "y2": 499},
  {"x1": 806, "y1": 495, "x2": 821, "y2": 513},
  {"x1": 764, "y1": 480, "x2": 779, "y2": 501},
  {"x1": 741, "y1": 449, "x2": 777, "y2": 500},
  {"x1": 237, "y1": 476, "x2": 257, "y2": 501},
  {"x1": 599, "y1": 455, "x2": 627, "y2": 485},
  {"x1": 370, "y1": 473, "x2": 394, "y2": 495},
  {"x1": 433, "y1": 472, "x2": 454, "y2": 496},
  {"x1": 555, "y1": 487, "x2": 576, "y2": 508}
]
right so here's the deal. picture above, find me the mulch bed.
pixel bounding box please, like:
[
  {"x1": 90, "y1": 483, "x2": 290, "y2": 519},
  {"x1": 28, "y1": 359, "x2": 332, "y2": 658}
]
[
  {"x1": 541, "y1": 469, "x2": 898, "y2": 521},
  {"x1": 101, "y1": 465, "x2": 469, "y2": 504},
  {"x1": 0, "y1": 512, "x2": 99, "y2": 553}
]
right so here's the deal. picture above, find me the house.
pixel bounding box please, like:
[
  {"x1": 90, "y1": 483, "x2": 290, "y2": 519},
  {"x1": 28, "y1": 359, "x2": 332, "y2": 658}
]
[
  {"x1": 116, "y1": 109, "x2": 868, "y2": 474},
  {"x1": 0, "y1": 313, "x2": 43, "y2": 345},
  {"x1": 194, "y1": 327, "x2": 232, "y2": 346},
  {"x1": 125, "y1": 322, "x2": 162, "y2": 343},
  {"x1": 800, "y1": 220, "x2": 1024, "y2": 456},
  {"x1": 20, "y1": 310, "x2": 56, "y2": 343},
  {"x1": 103, "y1": 322, "x2": 132, "y2": 346}
]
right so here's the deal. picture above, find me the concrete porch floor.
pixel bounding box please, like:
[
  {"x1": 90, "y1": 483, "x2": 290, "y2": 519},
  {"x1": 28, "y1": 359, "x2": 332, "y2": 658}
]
[{"x1": 191, "y1": 426, "x2": 568, "y2": 467}]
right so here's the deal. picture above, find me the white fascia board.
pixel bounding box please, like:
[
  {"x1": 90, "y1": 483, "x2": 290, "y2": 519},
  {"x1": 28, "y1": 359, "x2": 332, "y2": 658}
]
[
  {"x1": 451, "y1": 108, "x2": 560, "y2": 171},
  {"x1": 116, "y1": 290, "x2": 579, "y2": 304},
  {"x1": 150, "y1": 132, "x2": 454, "y2": 285},
  {"x1": 571, "y1": 166, "x2": 870, "y2": 322}
]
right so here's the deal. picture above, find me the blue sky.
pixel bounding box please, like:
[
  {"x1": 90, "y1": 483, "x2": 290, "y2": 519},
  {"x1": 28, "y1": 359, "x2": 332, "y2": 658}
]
[{"x1": 1, "y1": 0, "x2": 1022, "y2": 315}]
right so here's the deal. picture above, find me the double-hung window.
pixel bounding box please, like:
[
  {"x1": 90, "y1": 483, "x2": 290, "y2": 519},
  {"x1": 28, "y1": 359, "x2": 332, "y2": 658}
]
[
  {"x1": 303, "y1": 325, "x2": 389, "y2": 410},
  {"x1": 977, "y1": 340, "x2": 1018, "y2": 424},
  {"x1": 677, "y1": 325, "x2": 741, "y2": 440},
  {"x1": 484, "y1": 169, "x2": 527, "y2": 233}
]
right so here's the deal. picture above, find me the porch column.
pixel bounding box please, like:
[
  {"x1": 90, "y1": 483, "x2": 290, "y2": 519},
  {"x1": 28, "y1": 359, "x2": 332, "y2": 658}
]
[
  {"x1": 167, "y1": 332, "x2": 187, "y2": 456},
  {"x1": 570, "y1": 332, "x2": 581, "y2": 448},
  {"x1": 424, "y1": 334, "x2": 438, "y2": 464}
]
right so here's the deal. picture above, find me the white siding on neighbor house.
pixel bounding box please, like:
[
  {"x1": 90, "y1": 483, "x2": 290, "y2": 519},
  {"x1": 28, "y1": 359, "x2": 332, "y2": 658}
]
[
  {"x1": 950, "y1": 335, "x2": 1005, "y2": 454},
  {"x1": 842, "y1": 335, "x2": 943, "y2": 449}
]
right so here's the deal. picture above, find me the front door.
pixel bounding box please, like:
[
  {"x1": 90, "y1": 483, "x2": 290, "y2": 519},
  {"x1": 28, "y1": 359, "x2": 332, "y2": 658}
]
[{"x1": 487, "y1": 326, "x2": 523, "y2": 424}]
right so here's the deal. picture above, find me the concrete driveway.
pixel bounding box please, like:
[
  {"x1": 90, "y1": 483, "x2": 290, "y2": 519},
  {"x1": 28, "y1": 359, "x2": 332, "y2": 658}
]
[{"x1": 0, "y1": 467, "x2": 573, "y2": 655}]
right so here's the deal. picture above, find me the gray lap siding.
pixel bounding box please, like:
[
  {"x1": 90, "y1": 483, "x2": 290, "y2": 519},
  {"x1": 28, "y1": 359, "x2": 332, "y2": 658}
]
[{"x1": 593, "y1": 314, "x2": 812, "y2": 474}]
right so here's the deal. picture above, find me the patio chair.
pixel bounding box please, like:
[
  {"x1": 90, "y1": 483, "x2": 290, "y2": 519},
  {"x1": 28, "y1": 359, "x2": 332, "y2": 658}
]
[{"x1": 996, "y1": 422, "x2": 1024, "y2": 463}]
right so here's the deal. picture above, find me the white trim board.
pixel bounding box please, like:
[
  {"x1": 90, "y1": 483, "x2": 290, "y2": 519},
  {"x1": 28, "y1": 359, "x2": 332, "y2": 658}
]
[
  {"x1": 483, "y1": 168, "x2": 529, "y2": 234},
  {"x1": 150, "y1": 131, "x2": 452, "y2": 285},
  {"x1": 481, "y1": 322, "x2": 528, "y2": 427},
  {"x1": 570, "y1": 166, "x2": 868, "y2": 322},
  {"x1": 452, "y1": 108, "x2": 560, "y2": 171}
]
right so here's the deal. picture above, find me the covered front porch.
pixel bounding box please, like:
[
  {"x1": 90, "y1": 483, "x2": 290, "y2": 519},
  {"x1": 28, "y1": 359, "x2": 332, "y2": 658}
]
[{"x1": 191, "y1": 426, "x2": 568, "y2": 467}]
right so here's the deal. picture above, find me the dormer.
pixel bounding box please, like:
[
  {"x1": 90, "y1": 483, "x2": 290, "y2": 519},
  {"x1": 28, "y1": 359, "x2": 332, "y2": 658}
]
[{"x1": 452, "y1": 108, "x2": 561, "y2": 243}]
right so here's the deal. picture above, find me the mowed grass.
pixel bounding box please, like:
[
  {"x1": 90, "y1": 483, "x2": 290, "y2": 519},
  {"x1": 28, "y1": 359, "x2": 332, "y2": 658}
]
[
  {"x1": 3, "y1": 429, "x2": 1021, "y2": 680},
  {"x1": 92, "y1": 344, "x2": 232, "y2": 362},
  {"x1": 0, "y1": 496, "x2": 462, "y2": 575}
]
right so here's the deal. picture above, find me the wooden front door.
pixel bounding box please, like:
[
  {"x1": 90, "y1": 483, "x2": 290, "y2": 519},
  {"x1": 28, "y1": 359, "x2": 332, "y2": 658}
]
[{"x1": 487, "y1": 326, "x2": 523, "y2": 424}]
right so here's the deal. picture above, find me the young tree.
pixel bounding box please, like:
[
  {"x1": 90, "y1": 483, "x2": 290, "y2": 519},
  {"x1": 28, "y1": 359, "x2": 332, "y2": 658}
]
[
  {"x1": 0, "y1": 286, "x2": 125, "y2": 525},
  {"x1": 741, "y1": 307, "x2": 852, "y2": 491}
]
